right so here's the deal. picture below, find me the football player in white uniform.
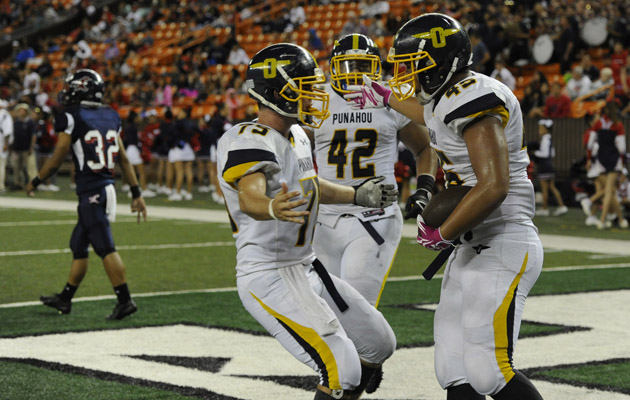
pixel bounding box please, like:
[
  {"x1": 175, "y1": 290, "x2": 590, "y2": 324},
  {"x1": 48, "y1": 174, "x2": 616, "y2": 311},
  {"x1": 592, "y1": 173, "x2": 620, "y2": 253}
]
[
  {"x1": 217, "y1": 43, "x2": 397, "y2": 400},
  {"x1": 309, "y1": 33, "x2": 438, "y2": 308},
  {"x1": 346, "y1": 14, "x2": 544, "y2": 400}
]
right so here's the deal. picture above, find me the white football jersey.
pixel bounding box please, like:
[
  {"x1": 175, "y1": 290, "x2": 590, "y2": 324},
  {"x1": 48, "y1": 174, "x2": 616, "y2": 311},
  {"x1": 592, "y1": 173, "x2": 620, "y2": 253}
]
[
  {"x1": 424, "y1": 72, "x2": 535, "y2": 224},
  {"x1": 313, "y1": 83, "x2": 410, "y2": 224},
  {"x1": 217, "y1": 122, "x2": 318, "y2": 276}
]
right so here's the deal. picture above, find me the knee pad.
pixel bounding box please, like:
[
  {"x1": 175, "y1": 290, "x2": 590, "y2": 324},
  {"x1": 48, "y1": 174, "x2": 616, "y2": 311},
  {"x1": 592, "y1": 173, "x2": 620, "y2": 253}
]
[
  {"x1": 434, "y1": 340, "x2": 451, "y2": 389},
  {"x1": 464, "y1": 346, "x2": 506, "y2": 395}
]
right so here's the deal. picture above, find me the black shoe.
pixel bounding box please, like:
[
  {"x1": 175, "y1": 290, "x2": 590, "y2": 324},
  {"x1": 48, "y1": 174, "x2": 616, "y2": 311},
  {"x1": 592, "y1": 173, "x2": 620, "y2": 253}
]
[
  {"x1": 40, "y1": 294, "x2": 71, "y2": 314},
  {"x1": 107, "y1": 300, "x2": 137, "y2": 320},
  {"x1": 365, "y1": 365, "x2": 383, "y2": 394}
]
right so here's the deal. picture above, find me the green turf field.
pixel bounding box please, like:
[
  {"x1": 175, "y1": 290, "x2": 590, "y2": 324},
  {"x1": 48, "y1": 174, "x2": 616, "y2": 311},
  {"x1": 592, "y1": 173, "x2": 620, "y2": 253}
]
[{"x1": 1, "y1": 187, "x2": 629, "y2": 399}]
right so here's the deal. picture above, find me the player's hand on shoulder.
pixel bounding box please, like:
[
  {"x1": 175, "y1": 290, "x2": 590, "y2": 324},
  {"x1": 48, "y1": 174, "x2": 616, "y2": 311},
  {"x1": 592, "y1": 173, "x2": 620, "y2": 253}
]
[
  {"x1": 270, "y1": 182, "x2": 309, "y2": 224},
  {"x1": 354, "y1": 176, "x2": 398, "y2": 209},
  {"x1": 131, "y1": 197, "x2": 147, "y2": 224},
  {"x1": 344, "y1": 75, "x2": 392, "y2": 110},
  {"x1": 416, "y1": 215, "x2": 453, "y2": 251}
]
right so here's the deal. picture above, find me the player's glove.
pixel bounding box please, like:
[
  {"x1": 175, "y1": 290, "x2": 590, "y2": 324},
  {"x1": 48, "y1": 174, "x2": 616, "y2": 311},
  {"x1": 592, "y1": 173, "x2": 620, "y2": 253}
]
[
  {"x1": 404, "y1": 175, "x2": 435, "y2": 220},
  {"x1": 417, "y1": 215, "x2": 453, "y2": 251},
  {"x1": 354, "y1": 176, "x2": 398, "y2": 209},
  {"x1": 344, "y1": 75, "x2": 392, "y2": 110}
]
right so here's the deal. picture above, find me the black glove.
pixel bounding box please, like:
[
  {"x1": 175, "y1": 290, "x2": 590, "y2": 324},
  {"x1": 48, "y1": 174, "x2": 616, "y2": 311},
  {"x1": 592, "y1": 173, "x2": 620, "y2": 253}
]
[{"x1": 404, "y1": 175, "x2": 435, "y2": 220}]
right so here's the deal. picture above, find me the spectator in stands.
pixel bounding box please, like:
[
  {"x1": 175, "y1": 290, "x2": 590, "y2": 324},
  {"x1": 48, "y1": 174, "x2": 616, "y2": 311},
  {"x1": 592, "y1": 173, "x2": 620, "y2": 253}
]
[
  {"x1": 609, "y1": 41, "x2": 628, "y2": 97},
  {"x1": 22, "y1": 65, "x2": 41, "y2": 96},
  {"x1": 10, "y1": 103, "x2": 38, "y2": 189},
  {"x1": 521, "y1": 70, "x2": 549, "y2": 118},
  {"x1": 227, "y1": 43, "x2": 250, "y2": 65},
  {"x1": 533, "y1": 119, "x2": 568, "y2": 217},
  {"x1": 580, "y1": 53, "x2": 600, "y2": 82},
  {"x1": 490, "y1": 56, "x2": 516, "y2": 90},
  {"x1": 225, "y1": 88, "x2": 242, "y2": 123},
  {"x1": 168, "y1": 108, "x2": 196, "y2": 201},
  {"x1": 307, "y1": 28, "x2": 324, "y2": 51},
  {"x1": 0, "y1": 99, "x2": 13, "y2": 193},
  {"x1": 588, "y1": 67, "x2": 614, "y2": 101},
  {"x1": 619, "y1": 54, "x2": 630, "y2": 109},
  {"x1": 554, "y1": 15, "x2": 578, "y2": 74},
  {"x1": 205, "y1": 37, "x2": 228, "y2": 65},
  {"x1": 284, "y1": 0, "x2": 306, "y2": 32},
  {"x1": 502, "y1": 12, "x2": 530, "y2": 66},
  {"x1": 566, "y1": 65, "x2": 592, "y2": 100},
  {"x1": 340, "y1": 11, "x2": 367, "y2": 37},
  {"x1": 469, "y1": 27, "x2": 491, "y2": 74},
  {"x1": 155, "y1": 108, "x2": 175, "y2": 195},
  {"x1": 544, "y1": 81, "x2": 572, "y2": 118},
  {"x1": 359, "y1": 0, "x2": 389, "y2": 19}
]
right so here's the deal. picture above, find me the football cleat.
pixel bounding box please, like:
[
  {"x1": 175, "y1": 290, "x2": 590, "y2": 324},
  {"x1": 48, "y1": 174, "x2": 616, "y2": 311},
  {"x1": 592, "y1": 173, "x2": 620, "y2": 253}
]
[
  {"x1": 365, "y1": 365, "x2": 383, "y2": 394},
  {"x1": 106, "y1": 300, "x2": 137, "y2": 320},
  {"x1": 40, "y1": 294, "x2": 71, "y2": 314}
]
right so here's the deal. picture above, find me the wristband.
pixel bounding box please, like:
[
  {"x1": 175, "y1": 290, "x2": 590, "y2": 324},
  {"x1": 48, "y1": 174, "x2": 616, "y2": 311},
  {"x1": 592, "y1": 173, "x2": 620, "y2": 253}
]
[
  {"x1": 31, "y1": 176, "x2": 42, "y2": 188},
  {"x1": 268, "y1": 198, "x2": 278, "y2": 220},
  {"x1": 130, "y1": 185, "x2": 141, "y2": 199},
  {"x1": 416, "y1": 174, "x2": 435, "y2": 193}
]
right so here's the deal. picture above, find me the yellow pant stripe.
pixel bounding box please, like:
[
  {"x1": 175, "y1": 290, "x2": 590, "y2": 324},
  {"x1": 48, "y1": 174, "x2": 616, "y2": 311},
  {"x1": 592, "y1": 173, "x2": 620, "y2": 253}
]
[
  {"x1": 250, "y1": 291, "x2": 341, "y2": 389},
  {"x1": 374, "y1": 245, "x2": 399, "y2": 308},
  {"x1": 493, "y1": 252, "x2": 528, "y2": 383}
]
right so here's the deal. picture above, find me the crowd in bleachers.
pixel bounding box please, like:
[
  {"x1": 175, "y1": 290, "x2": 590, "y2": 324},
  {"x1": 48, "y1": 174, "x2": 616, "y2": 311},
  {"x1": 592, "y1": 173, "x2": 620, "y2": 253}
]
[{"x1": 1, "y1": 0, "x2": 629, "y2": 210}]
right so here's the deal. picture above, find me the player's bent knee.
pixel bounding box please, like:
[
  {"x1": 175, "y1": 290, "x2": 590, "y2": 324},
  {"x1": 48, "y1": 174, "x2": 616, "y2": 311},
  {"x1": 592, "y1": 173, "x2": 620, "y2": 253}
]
[
  {"x1": 95, "y1": 246, "x2": 116, "y2": 259},
  {"x1": 72, "y1": 250, "x2": 89, "y2": 259},
  {"x1": 433, "y1": 340, "x2": 451, "y2": 389},
  {"x1": 464, "y1": 348, "x2": 506, "y2": 395}
]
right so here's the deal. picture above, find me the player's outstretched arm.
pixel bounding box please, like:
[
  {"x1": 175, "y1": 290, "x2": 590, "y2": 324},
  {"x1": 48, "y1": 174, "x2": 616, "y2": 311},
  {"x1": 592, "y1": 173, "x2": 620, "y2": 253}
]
[
  {"x1": 344, "y1": 75, "x2": 426, "y2": 125},
  {"x1": 117, "y1": 136, "x2": 147, "y2": 223},
  {"x1": 238, "y1": 172, "x2": 308, "y2": 224},
  {"x1": 26, "y1": 132, "x2": 71, "y2": 196},
  {"x1": 319, "y1": 176, "x2": 398, "y2": 208}
]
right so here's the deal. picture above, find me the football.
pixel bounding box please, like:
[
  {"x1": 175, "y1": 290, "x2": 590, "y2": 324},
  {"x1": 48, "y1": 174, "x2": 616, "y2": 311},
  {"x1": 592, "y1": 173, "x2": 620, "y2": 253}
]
[{"x1": 421, "y1": 185, "x2": 473, "y2": 228}]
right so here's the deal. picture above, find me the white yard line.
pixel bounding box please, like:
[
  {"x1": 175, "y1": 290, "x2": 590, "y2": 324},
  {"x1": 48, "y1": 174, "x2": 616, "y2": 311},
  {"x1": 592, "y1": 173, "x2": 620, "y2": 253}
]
[
  {"x1": 2, "y1": 262, "x2": 628, "y2": 309},
  {"x1": 3, "y1": 196, "x2": 628, "y2": 254},
  {"x1": 0, "y1": 241, "x2": 234, "y2": 257}
]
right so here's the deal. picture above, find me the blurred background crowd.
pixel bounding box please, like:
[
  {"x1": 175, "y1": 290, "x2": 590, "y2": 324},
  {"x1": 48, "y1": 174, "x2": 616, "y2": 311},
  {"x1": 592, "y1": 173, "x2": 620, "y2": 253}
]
[{"x1": 0, "y1": 0, "x2": 629, "y2": 222}]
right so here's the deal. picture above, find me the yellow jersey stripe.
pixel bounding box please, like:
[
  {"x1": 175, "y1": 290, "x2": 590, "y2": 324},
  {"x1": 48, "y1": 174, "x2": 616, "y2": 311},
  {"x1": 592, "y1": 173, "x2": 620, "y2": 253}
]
[{"x1": 223, "y1": 161, "x2": 260, "y2": 184}]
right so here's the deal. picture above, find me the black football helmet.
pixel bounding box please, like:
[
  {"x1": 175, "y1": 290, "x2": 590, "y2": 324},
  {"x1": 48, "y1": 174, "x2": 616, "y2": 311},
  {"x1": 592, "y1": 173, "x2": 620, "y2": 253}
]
[
  {"x1": 246, "y1": 43, "x2": 329, "y2": 128},
  {"x1": 387, "y1": 13, "x2": 472, "y2": 104},
  {"x1": 329, "y1": 33, "x2": 382, "y2": 93},
  {"x1": 59, "y1": 69, "x2": 105, "y2": 106}
]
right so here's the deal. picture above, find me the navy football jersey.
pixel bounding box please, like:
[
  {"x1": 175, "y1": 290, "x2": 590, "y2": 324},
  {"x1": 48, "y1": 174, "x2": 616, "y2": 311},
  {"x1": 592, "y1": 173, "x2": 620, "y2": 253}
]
[{"x1": 55, "y1": 105, "x2": 122, "y2": 194}]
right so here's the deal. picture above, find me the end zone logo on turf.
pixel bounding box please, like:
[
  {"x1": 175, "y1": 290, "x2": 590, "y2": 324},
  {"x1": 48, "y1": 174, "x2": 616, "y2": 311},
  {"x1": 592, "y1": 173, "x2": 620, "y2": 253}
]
[{"x1": 1, "y1": 290, "x2": 629, "y2": 400}]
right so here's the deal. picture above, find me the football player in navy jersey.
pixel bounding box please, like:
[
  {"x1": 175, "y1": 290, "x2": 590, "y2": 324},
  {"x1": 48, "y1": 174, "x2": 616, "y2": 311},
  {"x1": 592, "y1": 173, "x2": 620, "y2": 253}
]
[{"x1": 26, "y1": 69, "x2": 147, "y2": 320}]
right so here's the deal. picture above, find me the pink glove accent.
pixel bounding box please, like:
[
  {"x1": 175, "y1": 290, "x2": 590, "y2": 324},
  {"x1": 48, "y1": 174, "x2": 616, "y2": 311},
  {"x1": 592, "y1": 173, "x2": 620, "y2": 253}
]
[
  {"x1": 344, "y1": 75, "x2": 392, "y2": 109},
  {"x1": 369, "y1": 77, "x2": 392, "y2": 106},
  {"x1": 417, "y1": 216, "x2": 453, "y2": 251}
]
